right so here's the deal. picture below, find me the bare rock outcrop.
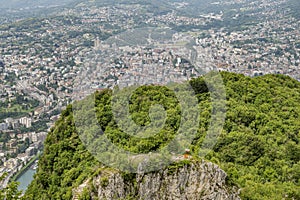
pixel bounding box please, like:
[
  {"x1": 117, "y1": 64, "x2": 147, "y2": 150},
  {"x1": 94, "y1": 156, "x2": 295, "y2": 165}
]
[{"x1": 74, "y1": 159, "x2": 240, "y2": 200}]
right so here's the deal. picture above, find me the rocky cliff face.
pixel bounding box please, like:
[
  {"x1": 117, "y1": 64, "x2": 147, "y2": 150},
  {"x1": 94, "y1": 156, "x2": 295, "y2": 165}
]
[{"x1": 73, "y1": 159, "x2": 240, "y2": 200}]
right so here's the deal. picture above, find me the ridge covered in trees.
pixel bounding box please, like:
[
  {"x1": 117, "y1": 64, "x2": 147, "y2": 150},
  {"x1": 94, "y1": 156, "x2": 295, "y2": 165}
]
[{"x1": 20, "y1": 72, "x2": 300, "y2": 200}]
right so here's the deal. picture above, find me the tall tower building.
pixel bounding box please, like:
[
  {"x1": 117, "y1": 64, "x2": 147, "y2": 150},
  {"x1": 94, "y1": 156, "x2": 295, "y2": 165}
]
[{"x1": 94, "y1": 37, "x2": 100, "y2": 49}]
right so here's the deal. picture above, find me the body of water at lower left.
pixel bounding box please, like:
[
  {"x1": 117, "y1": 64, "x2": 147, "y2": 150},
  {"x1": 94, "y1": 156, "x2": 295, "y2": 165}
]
[{"x1": 16, "y1": 168, "x2": 36, "y2": 192}]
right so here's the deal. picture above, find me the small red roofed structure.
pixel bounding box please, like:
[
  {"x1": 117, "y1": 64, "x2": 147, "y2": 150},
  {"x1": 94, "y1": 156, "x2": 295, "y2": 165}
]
[{"x1": 184, "y1": 149, "x2": 190, "y2": 159}]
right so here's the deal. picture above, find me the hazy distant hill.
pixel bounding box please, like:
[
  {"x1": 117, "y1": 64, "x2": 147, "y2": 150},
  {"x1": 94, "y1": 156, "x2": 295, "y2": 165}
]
[{"x1": 0, "y1": 0, "x2": 76, "y2": 9}]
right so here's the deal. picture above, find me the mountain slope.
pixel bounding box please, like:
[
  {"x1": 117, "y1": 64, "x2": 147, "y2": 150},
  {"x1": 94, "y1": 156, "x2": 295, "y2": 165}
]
[{"x1": 25, "y1": 72, "x2": 300, "y2": 199}]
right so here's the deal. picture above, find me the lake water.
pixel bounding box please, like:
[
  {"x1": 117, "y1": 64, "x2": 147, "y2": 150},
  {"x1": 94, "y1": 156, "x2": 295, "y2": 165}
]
[{"x1": 16, "y1": 168, "x2": 36, "y2": 192}]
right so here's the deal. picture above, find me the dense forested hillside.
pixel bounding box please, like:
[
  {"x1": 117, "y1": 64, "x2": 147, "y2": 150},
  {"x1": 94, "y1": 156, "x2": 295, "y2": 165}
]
[{"x1": 24, "y1": 72, "x2": 299, "y2": 200}]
